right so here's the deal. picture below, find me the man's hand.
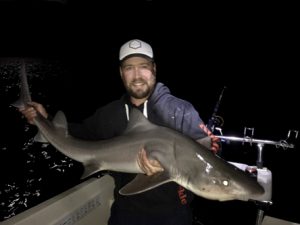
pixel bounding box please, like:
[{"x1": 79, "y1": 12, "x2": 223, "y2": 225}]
[
  {"x1": 199, "y1": 123, "x2": 220, "y2": 154},
  {"x1": 137, "y1": 148, "x2": 164, "y2": 176},
  {"x1": 19, "y1": 102, "x2": 48, "y2": 125}
]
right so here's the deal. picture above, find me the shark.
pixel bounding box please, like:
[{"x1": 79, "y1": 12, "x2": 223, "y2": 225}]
[{"x1": 12, "y1": 61, "x2": 265, "y2": 202}]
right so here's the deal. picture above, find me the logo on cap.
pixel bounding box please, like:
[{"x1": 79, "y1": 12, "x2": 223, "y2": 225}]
[{"x1": 129, "y1": 40, "x2": 142, "y2": 49}]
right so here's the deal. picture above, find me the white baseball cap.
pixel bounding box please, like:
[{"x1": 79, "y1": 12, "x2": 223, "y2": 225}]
[{"x1": 119, "y1": 39, "x2": 153, "y2": 61}]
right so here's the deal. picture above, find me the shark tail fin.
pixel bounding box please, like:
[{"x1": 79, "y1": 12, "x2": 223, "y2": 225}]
[{"x1": 11, "y1": 60, "x2": 32, "y2": 110}]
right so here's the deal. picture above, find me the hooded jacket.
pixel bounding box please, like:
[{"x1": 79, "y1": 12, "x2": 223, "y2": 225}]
[{"x1": 68, "y1": 82, "x2": 213, "y2": 223}]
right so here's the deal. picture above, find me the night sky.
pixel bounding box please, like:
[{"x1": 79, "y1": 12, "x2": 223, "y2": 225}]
[{"x1": 0, "y1": 1, "x2": 299, "y2": 224}]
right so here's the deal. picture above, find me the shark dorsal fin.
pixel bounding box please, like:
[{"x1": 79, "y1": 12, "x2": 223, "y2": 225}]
[
  {"x1": 124, "y1": 107, "x2": 157, "y2": 134},
  {"x1": 52, "y1": 111, "x2": 68, "y2": 130},
  {"x1": 119, "y1": 172, "x2": 172, "y2": 195},
  {"x1": 34, "y1": 111, "x2": 68, "y2": 142}
]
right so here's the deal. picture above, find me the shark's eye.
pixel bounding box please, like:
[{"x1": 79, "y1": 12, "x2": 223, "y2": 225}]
[{"x1": 222, "y1": 180, "x2": 229, "y2": 186}]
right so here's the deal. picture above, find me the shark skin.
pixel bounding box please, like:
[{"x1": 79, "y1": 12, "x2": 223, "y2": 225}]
[{"x1": 12, "y1": 61, "x2": 265, "y2": 202}]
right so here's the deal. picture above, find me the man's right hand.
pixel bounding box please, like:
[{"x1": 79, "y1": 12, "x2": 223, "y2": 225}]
[
  {"x1": 137, "y1": 148, "x2": 164, "y2": 176},
  {"x1": 19, "y1": 102, "x2": 48, "y2": 125}
]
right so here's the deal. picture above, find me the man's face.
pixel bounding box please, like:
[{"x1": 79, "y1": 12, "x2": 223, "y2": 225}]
[{"x1": 120, "y1": 56, "x2": 156, "y2": 100}]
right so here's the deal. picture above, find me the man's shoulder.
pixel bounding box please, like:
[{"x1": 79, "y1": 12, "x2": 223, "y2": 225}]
[
  {"x1": 165, "y1": 95, "x2": 194, "y2": 110},
  {"x1": 153, "y1": 83, "x2": 193, "y2": 108}
]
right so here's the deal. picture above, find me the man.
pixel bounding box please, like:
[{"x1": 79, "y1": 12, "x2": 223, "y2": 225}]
[{"x1": 20, "y1": 39, "x2": 220, "y2": 225}]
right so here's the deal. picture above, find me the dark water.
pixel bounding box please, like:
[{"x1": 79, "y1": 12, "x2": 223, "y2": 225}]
[{"x1": 0, "y1": 59, "x2": 84, "y2": 220}]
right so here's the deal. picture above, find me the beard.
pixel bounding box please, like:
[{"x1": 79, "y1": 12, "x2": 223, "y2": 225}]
[{"x1": 125, "y1": 78, "x2": 156, "y2": 99}]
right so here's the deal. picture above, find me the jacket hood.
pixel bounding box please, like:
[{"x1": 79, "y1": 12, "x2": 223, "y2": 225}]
[{"x1": 148, "y1": 82, "x2": 171, "y2": 105}]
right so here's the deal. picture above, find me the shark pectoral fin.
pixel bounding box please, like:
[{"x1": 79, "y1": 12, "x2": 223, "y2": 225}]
[
  {"x1": 34, "y1": 131, "x2": 49, "y2": 143},
  {"x1": 80, "y1": 164, "x2": 101, "y2": 180},
  {"x1": 119, "y1": 172, "x2": 172, "y2": 195}
]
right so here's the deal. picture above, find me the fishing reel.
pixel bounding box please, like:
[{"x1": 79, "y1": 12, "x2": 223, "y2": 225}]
[{"x1": 207, "y1": 115, "x2": 224, "y2": 133}]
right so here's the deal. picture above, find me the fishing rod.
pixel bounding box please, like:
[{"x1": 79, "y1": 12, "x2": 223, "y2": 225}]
[{"x1": 207, "y1": 86, "x2": 226, "y2": 132}]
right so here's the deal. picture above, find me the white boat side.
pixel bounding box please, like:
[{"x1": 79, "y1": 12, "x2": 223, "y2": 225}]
[{"x1": 0, "y1": 175, "x2": 115, "y2": 225}]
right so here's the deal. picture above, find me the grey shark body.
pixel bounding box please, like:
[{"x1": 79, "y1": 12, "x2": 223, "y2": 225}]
[{"x1": 13, "y1": 61, "x2": 264, "y2": 201}]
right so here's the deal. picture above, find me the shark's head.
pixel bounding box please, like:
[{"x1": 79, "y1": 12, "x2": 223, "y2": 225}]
[
  {"x1": 176, "y1": 147, "x2": 265, "y2": 202},
  {"x1": 171, "y1": 140, "x2": 264, "y2": 201}
]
